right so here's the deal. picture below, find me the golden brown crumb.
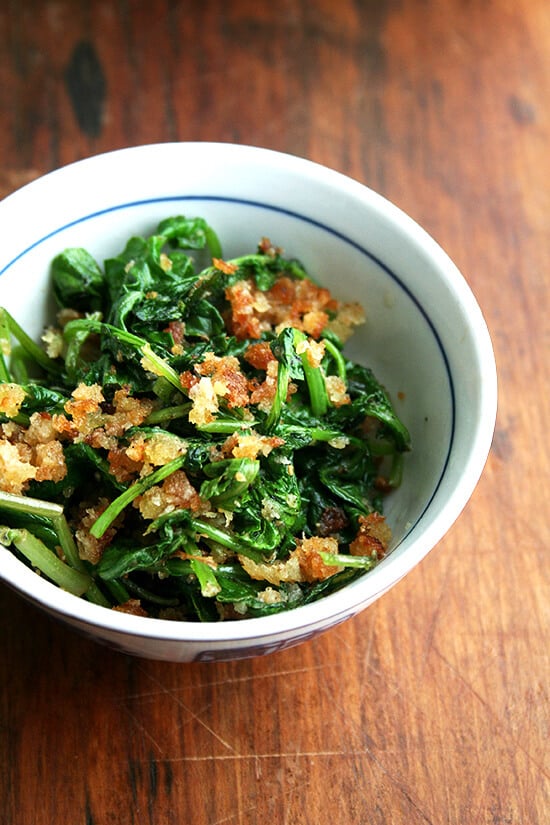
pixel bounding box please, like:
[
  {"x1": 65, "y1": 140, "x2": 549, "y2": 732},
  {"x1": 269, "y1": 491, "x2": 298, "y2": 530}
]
[
  {"x1": 215, "y1": 432, "x2": 238, "y2": 458},
  {"x1": 52, "y1": 414, "x2": 79, "y2": 440},
  {"x1": 84, "y1": 430, "x2": 118, "y2": 452},
  {"x1": 103, "y1": 386, "x2": 155, "y2": 437},
  {"x1": 325, "y1": 301, "x2": 365, "y2": 343},
  {"x1": 349, "y1": 512, "x2": 392, "y2": 559},
  {"x1": 185, "y1": 348, "x2": 261, "y2": 424},
  {"x1": 0, "y1": 409, "x2": 68, "y2": 493},
  {"x1": 213, "y1": 257, "x2": 239, "y2": 275},
  {"x1": 248, "y1": 359, "x2": 298, "y2": 413},
  {"x1": 248, "y1": 360, "x2": 279, "y2": 412},
  {"x1": 225, "y1": 430, "x2": 285, "y2": 460},
  {"x1": 0, "y1": 421, "x2": 20, "y2": 440},
  {"x1": 24, "y1": 412, "x2": 59, "y2": 445},
  {"x1": 179, "y1": 369, "x2": 199, "y2": 393},
  {"x1": 59, "y1": 384, "x2": 154, "y2": 444},
  {"x1": 164, "y1": 320, "x2": 185, "y2": 351},
  {"x1": 0, "y1": 383, "x2": 26, "y2": 418},
  {"x1": 244, "y1": 341, "x2": 276, "y2": 370},
  {"x1": 41, "y1": 326, "x2": 64, "y2": 358},
  {"x1": 225, "y1": 276, "x2": 336, "y2": 341},
  {"x1": 295, "y1": 336, "x2": 326, "y2": 368},
  {"x1": 296, "y1": 536, "x2": 343, "y2": 581},
  {"x1": 106, "y1": 445, "x2": 144, "y2": 483},
  {"x1": 134, "y1": 470, "x2": 209, "y2": 520},
  {"x1": 225, "y1": 272, "x2": 364, "y2": 344},
  {"x1": 112, "y1": 599, "x2": 148, "y2": 617},
  {"x1": 302, "y1": 310, "x2": 329, "y2": 339},
  {"x1": 258, "y1": 237, "x2": 283, "y2": 257},
  {"x1": 187, "y1": 376, "x2": 220, "y2": 426},
  {"x1": 238, "y1": 549, "x2": 303, "y2": 586},
  {"x1": 33, "y1": 441, "x2": 67, "y2": 483},
  {"x1": 123, "y1": 431, "x2": 188, "y2": 476},
  {"x1": 271, "y1": 277, "x2": 329, "y2": 331},
  {"x1": 56, "y1": 308, "x2": 81, "y2": 327},
  {"x1": 195, "y1": 352, "x2": 250, "y2": 409},
  {"x1": 63, "y1": 383, "x2": 105, "y2": 434},
  {"x1": 239, "y1": 535, "x2": 342, "y2": 586},
  {"x1": 324, "y1": 375, "x2": 350, "y2": 407},
  {"x1": 224, "y1": 279, "x2": 266, "y2": 339},
  {"x1": 74, "y1": 498, "x2": 119, "y2": 564},
  {"x1": 256, "y1": 587, "x2": 285, "y2": 604},
  {"x1": 0, "y1": 440, "x2": 36, "y2": 494}
]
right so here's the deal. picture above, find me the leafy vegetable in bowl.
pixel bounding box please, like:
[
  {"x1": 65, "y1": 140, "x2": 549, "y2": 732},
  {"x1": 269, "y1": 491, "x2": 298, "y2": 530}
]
[{"x1": 0, "y1": 216, "x2": 410, "y2": 621}]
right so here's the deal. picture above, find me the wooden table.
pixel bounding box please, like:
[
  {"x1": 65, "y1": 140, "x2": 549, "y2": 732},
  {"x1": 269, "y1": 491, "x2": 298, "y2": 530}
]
[{"x1": 0, "y1": 2, "x2": 548, "y2": 823}]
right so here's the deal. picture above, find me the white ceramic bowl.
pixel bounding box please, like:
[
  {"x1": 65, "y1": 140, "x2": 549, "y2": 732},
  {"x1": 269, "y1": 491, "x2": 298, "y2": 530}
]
[{"x1": 0, "y1": 143, "x2": 497, "y2": 661}]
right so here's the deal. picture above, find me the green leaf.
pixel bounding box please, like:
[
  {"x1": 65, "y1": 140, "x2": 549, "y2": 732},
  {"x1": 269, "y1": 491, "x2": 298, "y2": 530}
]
[
  {"x1": 63, "y1": 318, "x2": 183, "y2": 392},
  {"x1": 338, "y1": 362, "x2": 411, "y2": 449},
  {"x1": 18, "y1": 383, "x2": 68, "y2": 416},
  {"x1": 158, "y1": 215, "x2": 222, "y2": 258},
  {"x1": 97, "y1": 538, "x2": 186, "y2": 580},
  {"x1": 51, "y1": 248, "x2": 105, "y2": 311},
  {"x1": 0, "y1": 213, "x2": 411, "y2": 622},
  {"x1": 183, "y1": 299, "x2": 225, "y2": 339}
]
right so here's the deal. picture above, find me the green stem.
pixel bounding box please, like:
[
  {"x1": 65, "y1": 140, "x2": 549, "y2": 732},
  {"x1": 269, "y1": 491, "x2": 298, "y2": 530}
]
[
  {"x1": 319, "y1": 551, "x2": 378, "y2": 570},
  {"x1": 0, "y1": 525, "x2": 91, "y2": 595},
  {"x1": 294, "y1": 330, "x2": 328, "y2": 418},
  {"x1": 189, "y1": 557, "x2": 221, "y2": 597},
  {"x1": 102, "y1": 578, "x2": 130, "y2": 604},
  {"x1": 191, "y1": 518, "x2": 246, "y2": 554},
  {"x1": 90, "y1": 454, "x2": 188, "y2": 539},
  {"x1": 0, "y1": 357, "x2": 10, "y2": 383},
  {"x1": 145, "y1": 403, "x2": 191, "y2": 425},
  {"x1": 367, "y1": 438, "x2": 397, "y2": 457},
  {"x1": 308, "y1": 427, "x2": 347, "y2": 443},
  {"x1": 0, "y1": 491, "x2": 80, "y2": 566},
  {"x1": 124, "y1": 578, "x2": 180, "y2": 606},
  {"x1": 84, "y1": 581, "x2": 112, "y2": 606},
  {"x1": 265, "y1": 362, "x2": 288, "y2": 431},
  {"x1": 197, "y1": 417, "x2": 256, "y2": 434},
  {"x1": 51, "y1": 511, "x2": 86, "y2": 570},
  {"x1": 0, "y1": 307, "x2": 62, "y2": 375},
  {"x1": 322, "y1": 338, "x2": 347, "y2": 380},
  {"x1": 388, "y1": 452, "x2": 404, "y2": 488},
  {"x1": 0, "y1": 491, "x2": 109, "y2": 605},
  {"x1": 0, "y1": 310, "x2": 13, "y2": 382},
  {"x1": 8, "y1": 346, "x2": 30, "y2": 385},
  {"x1": 141, "y1": 342, "x2": 183, "y2": 391}
]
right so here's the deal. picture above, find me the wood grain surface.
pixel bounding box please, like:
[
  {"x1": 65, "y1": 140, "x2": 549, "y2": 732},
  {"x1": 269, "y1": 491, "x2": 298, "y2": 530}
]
[{"x1": 0, "y1": 2, "x2": 548, "y2": 823}]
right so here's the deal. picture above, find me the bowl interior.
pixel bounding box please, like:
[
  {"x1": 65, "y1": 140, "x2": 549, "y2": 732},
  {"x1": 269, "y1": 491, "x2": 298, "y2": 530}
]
[{"x1": 0, "y1": 144, "x2": 497, "y2": 651}]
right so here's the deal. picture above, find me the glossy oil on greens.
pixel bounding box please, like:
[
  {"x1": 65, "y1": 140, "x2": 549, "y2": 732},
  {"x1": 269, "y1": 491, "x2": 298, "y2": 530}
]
[{"x1": 0, "y1": 216, "x2": 410, "y2": 621}]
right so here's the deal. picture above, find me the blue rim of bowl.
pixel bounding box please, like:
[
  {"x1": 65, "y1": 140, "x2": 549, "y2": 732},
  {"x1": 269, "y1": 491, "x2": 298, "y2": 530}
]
[{"x1": 0, "y1": 194, "x2": 455, "y2": 637}]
